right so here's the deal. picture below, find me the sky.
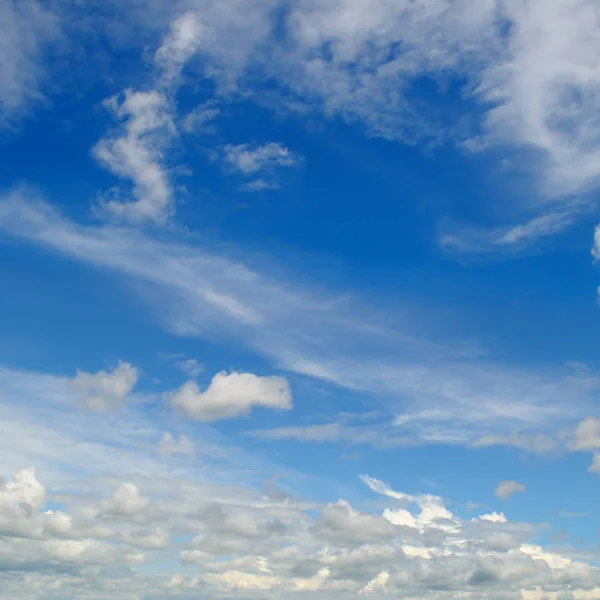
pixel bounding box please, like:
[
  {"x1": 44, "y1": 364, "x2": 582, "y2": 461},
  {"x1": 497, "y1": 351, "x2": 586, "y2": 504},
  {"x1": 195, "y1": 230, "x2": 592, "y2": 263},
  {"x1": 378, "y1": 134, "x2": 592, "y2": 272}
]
[{"x1": 2, "y1": 0, "x2": 600, "y2": 598}]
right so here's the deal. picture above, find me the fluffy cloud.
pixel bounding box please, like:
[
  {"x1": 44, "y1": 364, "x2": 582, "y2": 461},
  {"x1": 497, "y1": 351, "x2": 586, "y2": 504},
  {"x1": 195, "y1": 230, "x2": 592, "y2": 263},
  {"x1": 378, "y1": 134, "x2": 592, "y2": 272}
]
[
  {"x1": 169, "y1": 370, "x2": 292, "y2": 421},
  {"x1": 570, "y1": 417, "x2": 600, "y2": 451},
  {"x1": 495, "y1": 480, "x2": 526, "y2": 500},
  {"x1": 157, "y1": 432, "x2": 195, "y2": 457},
  {"x1": 70, "y1": 361, "x2": 139, "y2": 411},
  {"x1": 98, "y1": 482, "x2": 154, "y2": 521}
]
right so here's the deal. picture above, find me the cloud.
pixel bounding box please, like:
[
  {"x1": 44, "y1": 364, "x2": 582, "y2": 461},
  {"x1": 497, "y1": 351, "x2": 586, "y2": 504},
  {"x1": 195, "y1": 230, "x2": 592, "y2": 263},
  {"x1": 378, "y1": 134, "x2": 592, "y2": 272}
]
[
  {"x1": 181, "y1": 102, "x2": 220, "y2": 134},
  {"x1": 439, "y1": 207, "x2": 582, "y2": 258},
  {"x1": 221, "y1": 142, "x2": 303, "y2": 191},
  {"x1": 2, "y1": 190, "x2": 600, "y2": 447},
  {"x1": 0, "y1": 457, "x2": 597, "y2": 599},
  {"x1": 495, "y1": 480, "x2": 526, "y2": 500},
  {"x1": 569, "y1": 417, "x2": 600, "y2": 451},
  {"x1": 91, "y1": 11, "x2": 205, "y2": 224},
  {"x1": 70, "y1": 361, "x2": 139, "y2": 411},
  {"x1": 157, "y1": 433, "x2": 195, "y2": 457},
  {"x1": 0, "y1": 0, "x2": 60, "y2": 125},
  {"x1": 92, "y1": 90, "x2": 177, "y2": 224},
  {"x1": 359, "y1": 474, "x2": 414, "y2": 502},
  {"x1": 154, "y1": 11, "x2": 203, "y2": 87},
  {"x1": 168, "y1": 370, "x2": 292, "y2": 421},
  {"x1": 223, "y1": 143, "x2": 300, "y2": 175},
  {"x1": 98, "y1": 0, "x2": 600, "y2": 249},
  {"x1": 98, "y1": 482, "x2": 152, "y2": 520}
]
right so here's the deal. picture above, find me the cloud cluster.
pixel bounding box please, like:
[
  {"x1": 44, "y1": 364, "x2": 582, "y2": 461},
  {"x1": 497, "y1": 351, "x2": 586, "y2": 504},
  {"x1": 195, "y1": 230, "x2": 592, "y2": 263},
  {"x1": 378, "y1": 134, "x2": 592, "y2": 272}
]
[
  {"x1": 0, "y1": 466, "x2": 598, "y2": 600},
  {"x1": 70, "y1": 361, "x2": 139, "y2": 411}
]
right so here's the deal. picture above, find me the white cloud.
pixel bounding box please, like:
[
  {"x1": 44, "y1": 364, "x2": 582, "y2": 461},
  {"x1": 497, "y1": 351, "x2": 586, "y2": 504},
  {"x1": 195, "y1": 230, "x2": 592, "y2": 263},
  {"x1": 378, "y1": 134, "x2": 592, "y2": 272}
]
[
  {"x1": 588, "y1": 453, "x2": 600, "y2": 474},
  {"x1": 92, "y1": 90, "x2": 176, "y2": 224},
  {"x1": 359, "y1": 474, "x2": 414, "y2": 502},
  {"x1": 569, "y1": 417, "x2": 600, "y2": 451},
  {"x1": 0, "y1": 0, "x2": 60, "y2": 125},
  {"x1": 177, "y1": 358, "x2": 205, "y2": 377},
  {"x1": 169, "y1": 370, "x2": 292, "y2": 421},
  {"x1": 157, "y1": 433, "x2": 195, "y2": 457},
  {"x1": 91, "y1": 10, "x2": 206, "y2": 224},
  {"x1": 221, "y1": 142, "x2": 302, "y2": 190},
  {"x1": 439, "y1": 207, "x2": 581, "y2": 258},
  {"x1": 154, "y1": 11, "x2": 203, "y2": 86},
  {"x1": 495, "y1": 480, "x2": 526, "y2": 500},
  {"x1": 98, "y1": 483, "x2": 152, "y2": 520},
  {"x1": 70, "y1": 361, "x2": 139, "y2": 411},
  {"x1": 181, "y1": 102, "x2": 220, "y2": 134},
  {"x1": 223, "y1": 143, "x2": 300, "y2": 175}
]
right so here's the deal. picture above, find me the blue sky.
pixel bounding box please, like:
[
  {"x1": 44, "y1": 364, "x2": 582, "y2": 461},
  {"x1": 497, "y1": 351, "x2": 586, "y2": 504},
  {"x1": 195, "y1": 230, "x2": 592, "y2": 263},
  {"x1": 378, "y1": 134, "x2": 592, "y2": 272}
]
[{"x1": 2, "y1": 1, "x2": 600, "y2": 598}]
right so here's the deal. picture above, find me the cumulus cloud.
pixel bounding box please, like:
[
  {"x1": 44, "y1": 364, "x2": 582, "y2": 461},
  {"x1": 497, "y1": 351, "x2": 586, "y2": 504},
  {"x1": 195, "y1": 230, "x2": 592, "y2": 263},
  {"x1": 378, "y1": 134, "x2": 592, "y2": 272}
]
[
  {"x1": 70, "y1": 361, "x2": 139, "y2": 411},
  {"x1": 0, "y1": 462, "x2": 597, "y2": 600},
  {"x1": 495, "y1": 480, "x2": 526, "y2": 500},
  {"x1": 569, "y1": 417, "x2": 600, "y2": 451},
  {"x1": 98, "y1": 482, "x2": 152, "y2": 521},
  {"x1": 157, "y1": 432, "x2": 195, "y2": 457},
  {"x1": 169, "y1": 370, "x2": 292, "y2": 421}
]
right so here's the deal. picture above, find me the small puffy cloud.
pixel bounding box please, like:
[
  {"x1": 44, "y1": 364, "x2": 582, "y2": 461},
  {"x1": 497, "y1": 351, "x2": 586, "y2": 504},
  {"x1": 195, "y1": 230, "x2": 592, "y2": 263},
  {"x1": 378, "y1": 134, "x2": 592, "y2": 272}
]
[
  {"x1": 476, "y1": 512, "x2": 508, "y2": 524},
  {"x1": 0, "y1": 467, "x2": 45, "y2": 511},
  {"x1": 157, "y1": 433, "x2": 195, "y2": 457},
  {"x1": 99, "y1": 483, "x2": 151, "y2": 520},
  {"x1": 495, "y1": 480, "x2": 526, "y2": 500},
  {"x1": 588, "y1": 453, "x2": 600, "y2": 474},
  {"x1": 570, "y1": 417, "x2": 600, "y2": 451},
  {"x1": 70, "y1": 362, "x2": 139, "y2": 411},
  {"x1": 168, "y1": 370, "x2": 292, "y2": 421}
]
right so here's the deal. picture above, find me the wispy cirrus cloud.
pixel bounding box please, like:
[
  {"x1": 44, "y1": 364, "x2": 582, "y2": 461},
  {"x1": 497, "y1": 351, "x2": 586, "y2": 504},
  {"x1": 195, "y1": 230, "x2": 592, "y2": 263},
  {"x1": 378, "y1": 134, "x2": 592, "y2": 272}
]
[
  {"x1": 219, "y1": 142, "x2": 303, "y2": 191},
  {"x1": 0, "y1": 0, "x2": 60, "y2": 126},
  {"x1": 1, "y1": 188, "x2": 599, "y2": 448}
]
